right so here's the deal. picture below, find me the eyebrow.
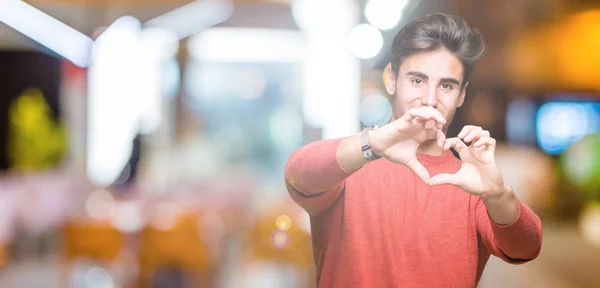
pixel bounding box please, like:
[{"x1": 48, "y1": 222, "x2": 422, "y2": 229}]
[{"x1": 405, "y1": 71, "x2": 462, "y2": 86}]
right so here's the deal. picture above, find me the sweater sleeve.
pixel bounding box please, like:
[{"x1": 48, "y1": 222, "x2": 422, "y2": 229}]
[
  {"x1": 475, "y1": 197, "x2": 543, "y2": 264},
  {"x1": 284, "y1": 138, "x2": 356, "y2": 216}
]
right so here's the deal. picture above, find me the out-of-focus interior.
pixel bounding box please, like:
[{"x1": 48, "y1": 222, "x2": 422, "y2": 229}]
[{"x1": 0, "y1": 0, "x2": 599, "y2": 287}]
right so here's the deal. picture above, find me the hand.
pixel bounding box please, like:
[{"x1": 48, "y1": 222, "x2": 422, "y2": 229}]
[
  {"x1": 429, "y1": 125, "x2": 505, "y2": 197},
  {"x1": 369, "y1": 106, "x2": 447, "y2": 184}
]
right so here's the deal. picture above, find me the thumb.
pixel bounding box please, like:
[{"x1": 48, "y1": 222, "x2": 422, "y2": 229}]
[
  {"x1": 429, "y1": 173, "x2": 460, "y2": 186},
  {"x1": 405, "y1": 158, "x2": 430, "y2": 184}
]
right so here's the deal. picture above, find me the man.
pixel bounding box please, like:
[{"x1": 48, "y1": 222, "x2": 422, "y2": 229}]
[{"x1": 284, "y1": 13, "x2": 542, "y2": 287}]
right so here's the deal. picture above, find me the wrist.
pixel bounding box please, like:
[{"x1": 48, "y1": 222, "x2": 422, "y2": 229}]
[
  {"x1": 337, "y1": 133, "x2": 369, "y2": 171},
  {"x1": 362, "y1": 126, "x2": 381, "y2": 161},
  {"x1": 481, "y1": 183, "x2": 519, "y2": 225},
  {"x1": 367, "y1": 128, "x2": 383, "y2": 158},
  {"x1": 481, "y1": 183, "x2": 514, "y2": 203}
]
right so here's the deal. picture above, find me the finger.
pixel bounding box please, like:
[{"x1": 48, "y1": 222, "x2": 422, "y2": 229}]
[
  {"x1": 424, "y1": 119, "x2": 437, "y2": 130},
  {"x1": 443, "y1": 137, "x2": 468, "y2": 154},
  {"x1": 442, "y1": 137, "x2": 458, "y2": 151},
  {"x1": 473, "y1": 136, "x2": 496, "y2": 148},
  {"x1": 436, "y1": 128, "x2": 446, "y2": 148},
  {"x1": 462, "y1": 129, "x2": 490, "y2": 143},
  {"x1": 407, "y1": 108, "x2": 446, "y2": 125},
  {"x1": 424, "y1": 106, "x2": 447, "y2": 125},
  {"x1": 406, "y1": 158, "x2": 430, "y2": 184},
  {"x1": 429, "y1": 173, "x2": 460, "y2": 186},
  {"x1": 406, "y1": 109, "x2": 431, "y2": 121},
  {"x1": 457, "y1": 125, "x2": 477, "y2": 138},
  {"x1": 457, "y1": 125, "x2": 480, "y2": 139}
]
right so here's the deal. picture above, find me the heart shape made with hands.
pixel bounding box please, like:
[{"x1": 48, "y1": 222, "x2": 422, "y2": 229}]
[{"x1": 372, "y1": 108, "x2": 502, "y2": 195}]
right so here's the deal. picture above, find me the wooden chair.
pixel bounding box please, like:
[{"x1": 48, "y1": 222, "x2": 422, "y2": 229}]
[
  {"x1": 137, "y1": 212, "x2": 213, "y2": 288},
  {"x1": 60, "y1": 220, "x2": 125, "y2": 287}
]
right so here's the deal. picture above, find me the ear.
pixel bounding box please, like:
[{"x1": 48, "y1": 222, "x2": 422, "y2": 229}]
[
  {"x1": 383, "y1": 63, "x2": 396, "y2": 95},
  {"x1": 457, "y1": 81, "x2": 468, "y2": 107}
]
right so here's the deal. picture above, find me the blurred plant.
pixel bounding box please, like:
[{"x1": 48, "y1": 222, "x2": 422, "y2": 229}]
[
  {"x1": 7, "y1": 88, "x2": 66, "y2": 171},
  {"x1": 560, "y1": 133, "x2": 600, "y2": 201}
]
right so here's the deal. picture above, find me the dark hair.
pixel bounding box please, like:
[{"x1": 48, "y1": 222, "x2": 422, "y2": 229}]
[{"x1": 390, "y1": 13, "x2": 486, "y2": 87}]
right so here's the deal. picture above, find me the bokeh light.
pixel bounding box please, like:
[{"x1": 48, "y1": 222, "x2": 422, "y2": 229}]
[
  {"x1": 85, "y1": 189, "x2": 115, "y2": 221},
  {"x1": 579, "y1": 201, "x2": 600, "y2": 249},
  {"x1": 149, "y1": 202, "x2": 180, "y2": 231},
  {"x1": 536, "y1": 101, "x2": 600, "y2": 155},
  {"x1": 275, "y1": 215, "x2": 292, "y2": 231},
  {"x1": 109, "y1": 202, "x2": 144, "y2": 233},
  {"x1": 348, "y1": 24, "x2": 383, "y2": 59},
  {"x1": 359, "y1": 91, "x2": 392, "y2": 127},
  {"x1": 84, "y1": 266, "x2": 115, "y2": 288},
  {"x1": 561, "y1": 134, "x2": 600, "y2": 198},
  {"x1": 364, "y1": 0, "x2": 407, "y2": 30},
  {"x1": 291, "y1": 0, "x2": 358, "y2": 37},
  {"x1": 69, "y1": 262, "x2": 115, "y2": 288},
  {"x1": 270, "y1": 230, "x2": 290, "y2": 249}
]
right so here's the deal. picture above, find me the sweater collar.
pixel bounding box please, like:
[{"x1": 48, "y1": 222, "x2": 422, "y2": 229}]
[{"x1": 416, "y1": 150, "x2": 458, "y2": 165}]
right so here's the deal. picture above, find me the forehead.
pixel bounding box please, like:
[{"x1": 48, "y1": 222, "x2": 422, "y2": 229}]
[{"x1": 399, "y1": 49, "x2": 464, "y2": 82}]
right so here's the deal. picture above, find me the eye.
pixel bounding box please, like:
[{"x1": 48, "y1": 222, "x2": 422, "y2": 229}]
[
  {"x1": 441, "y1": 83, "x2": 453, "y2": 90},
  {"x1": 411, "y1": 78, "x2": 424, "y2": 85}
]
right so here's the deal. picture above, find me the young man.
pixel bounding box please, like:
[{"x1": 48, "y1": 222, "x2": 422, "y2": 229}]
[{"x1": 284, "y1": 13, "x2": 542, "y2": 287}]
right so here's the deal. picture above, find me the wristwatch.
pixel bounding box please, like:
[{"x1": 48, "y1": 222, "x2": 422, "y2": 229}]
[{"x1": 361, "y1": 125, "x2": 381, "y2": 161}]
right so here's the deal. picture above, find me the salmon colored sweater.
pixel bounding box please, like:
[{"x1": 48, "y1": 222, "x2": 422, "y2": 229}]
[{"x1": 285, "y1": 138, "x2": 542, "y2": 287}]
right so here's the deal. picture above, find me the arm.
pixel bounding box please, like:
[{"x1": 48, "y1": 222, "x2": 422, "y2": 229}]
[
  {"x1": 481, "y1": 183, "x2": 519, "y2": 225},
  {"x1": 429, "y1": 125, "x2": 542, "y2": 262},
  {"x1": 284, "y1": 137, "x2": 357, "y2": 216},
  {"x1": 337, "y1": 133, "x2": 370, "y2": 172},
  {"x1": 285, "y1": 107, "x2": 447, "y2": 215},
  {"x1": 285, "y1": 133, "x2": 366, "y2": 195},
  {"x1": 476, "y1": 188, "x2": 543, "y2": 262}
]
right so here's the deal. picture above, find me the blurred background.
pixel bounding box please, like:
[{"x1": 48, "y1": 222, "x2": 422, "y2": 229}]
[{"x1": 0, "y1": 0, "x2": 599, "y2": 287}]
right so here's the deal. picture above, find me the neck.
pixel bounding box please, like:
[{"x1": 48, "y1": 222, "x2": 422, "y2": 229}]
[{"x1": 417, "y1": 140, "x2": 445, "y2": 156}]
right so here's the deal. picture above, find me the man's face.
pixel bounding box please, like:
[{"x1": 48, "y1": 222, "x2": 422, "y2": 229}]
[{"x1": 384, "y1": 48, "x2": 467, "y2": 131}]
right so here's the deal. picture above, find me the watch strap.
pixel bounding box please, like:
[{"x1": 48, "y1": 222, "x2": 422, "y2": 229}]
[{"x1": 361, "y1": 125, "x2": 380, "y2": 161}]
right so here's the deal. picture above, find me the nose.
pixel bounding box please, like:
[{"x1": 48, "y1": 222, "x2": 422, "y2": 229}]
[{"x1": 421, "y1": 85, "x2": 438, "y2": 107}]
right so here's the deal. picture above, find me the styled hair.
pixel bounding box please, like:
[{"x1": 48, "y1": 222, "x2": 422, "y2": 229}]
[{"x1": 390, "y1": 13, "x2": 486, "y2": 87}]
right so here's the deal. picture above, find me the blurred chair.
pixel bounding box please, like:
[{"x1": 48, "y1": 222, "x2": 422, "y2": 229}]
[
  {"x1": 62, "y1": 221, "x2": 124, "y2": 263},
  {"x1": 60, "y1": 220, "x2": 125, "y2": 287},
  {"x1": 137, "y1": 211, "x2": 213, "y2": 288},
  {"x1": 240, "y1": 200, "x2": 315, "y2": 288}
]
